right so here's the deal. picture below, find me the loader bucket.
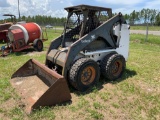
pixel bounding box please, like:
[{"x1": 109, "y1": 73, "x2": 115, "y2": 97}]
[{"x1": 10, "y1": 59, "x2": 71, "y2": 113}]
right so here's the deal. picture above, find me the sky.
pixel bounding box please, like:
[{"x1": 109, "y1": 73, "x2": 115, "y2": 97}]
[{"x1": 0, "y1": 0, "x2": 160, "y2": 19}]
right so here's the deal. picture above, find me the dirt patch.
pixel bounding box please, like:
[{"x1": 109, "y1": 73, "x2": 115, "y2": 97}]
[
  {"x1": 0, "y1": 98, "x2": 18, "y2": 120},
  {"x1": 134, "y1": 80, "x2": 160, "y2": 94},
  {"x1": 53, "y1": 82, "x2": 134, "y2": 120},
  {"x1": 0, "y1": 113, "x2": 9, "y2": 120},
  {"x1": 0, "y1": 98, "x2": 17, "y2": 111},
  {"x1": 23, "y1": 51, "x2": 46, "y2": 56},
  {"x1": 131, "y1": 39, "x2": 141, "y2": 43}
]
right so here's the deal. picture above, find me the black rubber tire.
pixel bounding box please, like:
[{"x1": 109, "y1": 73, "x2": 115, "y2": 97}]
[
  {"x1": 69, "y1": 58, "x2": 100, "y2": 92},
  {"x1": 100, "y1": 54, "x2": 126, "y2": 80},
  {"x1": 33, "y1": 39, "x2": 43, "y2": 51}
]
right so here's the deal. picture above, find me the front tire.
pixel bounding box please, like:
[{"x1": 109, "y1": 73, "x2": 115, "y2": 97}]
[
  {"x1": 101, "y1": 54, "x2": 126, "y2": 80},
  {"x1": 69, "y1": 58, "x2": 100, "y2": 92}
]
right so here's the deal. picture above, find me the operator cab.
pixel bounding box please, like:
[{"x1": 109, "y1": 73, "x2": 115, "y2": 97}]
[{"x1": 62, "y1": 4, "x2": 112, "y2": 47}]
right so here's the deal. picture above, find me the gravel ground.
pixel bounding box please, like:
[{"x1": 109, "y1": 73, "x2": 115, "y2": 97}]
[
  {"x1": 53, "y1": 28, "x2": 160, "y2": 36},
  {"x1": 130, "y1": 30, "x2": 160, "y2": 36}
]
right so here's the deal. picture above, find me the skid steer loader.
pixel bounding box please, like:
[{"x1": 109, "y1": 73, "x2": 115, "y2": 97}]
[{"x1": 10, "y1": 5, "x2": 130, "y2": 113}]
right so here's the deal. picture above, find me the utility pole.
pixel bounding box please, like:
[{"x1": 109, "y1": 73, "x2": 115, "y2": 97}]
[
  {"x1": 145, "y1": 22, "x2": 148, "y2": 42},
  {"x1": 18, "y1": 0, "x2": 21, "y2": 21}
]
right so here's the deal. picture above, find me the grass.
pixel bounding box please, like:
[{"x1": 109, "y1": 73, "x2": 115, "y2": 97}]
[
  {"x1": 131, "y1": 25, "x2": 160, "y2": 31},
  {"x1": 130, "y1": 34, "x2": 160, "y2": 45},
  {"x1": 0, "y1": 30, "x2": 160, "y2": 119}
]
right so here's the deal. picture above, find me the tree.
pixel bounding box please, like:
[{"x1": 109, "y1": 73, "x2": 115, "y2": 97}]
[
  {"x1": 155, "y1": 12, "x2": 160, "y2": 25},
  {"x1": 1, "y1": 8, "x2": 160, "y2": 26},
  {"x1": 129, "y1": 10, "x2": 136, "y2": 25},
  {"x1": 150, "y1": 9, "x2": 157, "y2": 25}
]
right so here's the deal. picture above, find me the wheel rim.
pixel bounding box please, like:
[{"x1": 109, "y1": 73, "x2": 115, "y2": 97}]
[
  {"x1": 37, "y1": 41, "x2": 42, "y2": 50},
  {"x1": 112, "y1": 60, "x2": 123, "y2": 76},
  {"x1": 81, "y1": 66, "x2": 96, "y2": 85}
]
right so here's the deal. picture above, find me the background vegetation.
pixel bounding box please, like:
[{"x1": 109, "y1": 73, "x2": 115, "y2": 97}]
[
  {"x1": 0, "y1": 15, "x2": 67, "y2": 26},
  {"x1": 130, "y1": 26, "x2": 160, "y2": 31},
  {"x1": 123, "y1": 8, "x2": 160, "y2": 25},
  {"x1": 1, "y1": 8, "x2": 160, "y2": 26}
]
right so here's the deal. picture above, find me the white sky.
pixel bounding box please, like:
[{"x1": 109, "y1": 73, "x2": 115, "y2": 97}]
[{"x1": 0, "y1": 0, "x2": 160, "y2": 19}]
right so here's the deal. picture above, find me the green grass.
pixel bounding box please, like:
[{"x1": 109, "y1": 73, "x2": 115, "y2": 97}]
[
  {"x1": 0, "y1": 30, "x2": 160, "y2": 119},
  {"x1": 131, "y1": 26, "x2": 160, "y2": 31},
  {"x1": 130, "y1": 34, "x2": 160, "y2": 45},
  {"x1": 43, "y1": 28, "x2": 63, "y2": 49}
]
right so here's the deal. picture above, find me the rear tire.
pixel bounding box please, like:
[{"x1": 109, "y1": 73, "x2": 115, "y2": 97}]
[
  {"x1": 33, "y1": 39, "x2": 43, "y2": 51},
  {"x1": 69, "y1": 58, "x2": 100, "y2": 92},
  {"x1": 100, "y1": 54, "x2": 126, "y2": 80}
]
